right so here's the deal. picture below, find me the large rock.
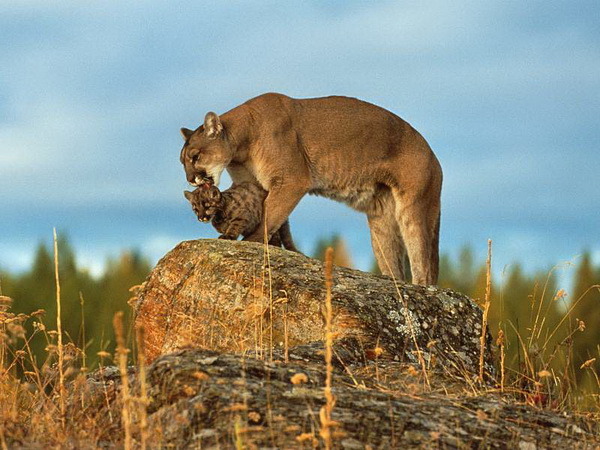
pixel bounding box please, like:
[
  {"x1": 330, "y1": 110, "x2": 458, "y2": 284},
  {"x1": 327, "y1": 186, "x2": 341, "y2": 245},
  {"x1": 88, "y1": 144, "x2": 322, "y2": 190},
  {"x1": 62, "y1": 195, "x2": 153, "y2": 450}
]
[
  {"x1": 134, "y1": 239, "x2": 493, "y2": 378},
  {"x1": 70, "y1": 349, "x2": 599, "y2": 449},
  {"x1": 143, "y1": 349, "x2": 597, "y2": 449}
]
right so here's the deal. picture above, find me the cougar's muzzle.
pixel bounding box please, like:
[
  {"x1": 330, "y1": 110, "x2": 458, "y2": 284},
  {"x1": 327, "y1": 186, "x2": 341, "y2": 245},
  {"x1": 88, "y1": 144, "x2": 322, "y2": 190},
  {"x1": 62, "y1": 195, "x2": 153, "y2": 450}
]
[
  {"x1": 189, "y1": 170, "x2": 214, "y2": 187},
  {"x1": 194, "y1": 175, "x2": 214, "y2": 186}
]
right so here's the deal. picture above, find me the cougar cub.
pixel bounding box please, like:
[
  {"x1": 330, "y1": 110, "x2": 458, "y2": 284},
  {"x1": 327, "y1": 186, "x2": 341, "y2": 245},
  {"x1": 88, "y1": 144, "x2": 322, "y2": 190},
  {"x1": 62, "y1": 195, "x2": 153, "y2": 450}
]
[{"x1": 184, "y1": 182, "x2": 298, "y2": 252}]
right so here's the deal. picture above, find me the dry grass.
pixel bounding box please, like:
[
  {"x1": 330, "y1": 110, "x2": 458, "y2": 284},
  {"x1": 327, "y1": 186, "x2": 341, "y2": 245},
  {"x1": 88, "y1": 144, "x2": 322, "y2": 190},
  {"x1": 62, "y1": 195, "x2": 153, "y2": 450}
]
[
  {"x1": 135, "y1": 326, "x2": 149, "y2": 450},
  {"x1": 53, "y1": 228, "x2": 66, "y2": 425},
  {"x1": 478, "y1": 239, "x2": 492, "y2": 382},
  {"x1": 113, "y1": 311, "x2": 132, "y2": 450},
  {"x1": 319, "y1": 247, "x2": 336, "y2": 449},
  {"x1": 0, "y1": 241, "x2": 598, "y2": 448}
]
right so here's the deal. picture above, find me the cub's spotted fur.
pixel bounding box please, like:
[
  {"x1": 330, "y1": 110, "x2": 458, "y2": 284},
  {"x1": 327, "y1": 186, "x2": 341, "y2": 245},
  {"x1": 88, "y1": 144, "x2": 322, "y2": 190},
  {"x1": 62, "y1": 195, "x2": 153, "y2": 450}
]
[{"x1": 184, "y1": 182, "x2": 298, "y2": 252}]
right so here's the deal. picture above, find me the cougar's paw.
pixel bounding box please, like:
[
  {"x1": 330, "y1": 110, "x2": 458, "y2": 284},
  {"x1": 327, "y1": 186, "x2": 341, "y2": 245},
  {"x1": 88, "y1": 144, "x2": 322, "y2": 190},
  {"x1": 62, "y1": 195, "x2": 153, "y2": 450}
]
[{"x1": 218, "y1": 234, "x2": 236, "y2": 240}]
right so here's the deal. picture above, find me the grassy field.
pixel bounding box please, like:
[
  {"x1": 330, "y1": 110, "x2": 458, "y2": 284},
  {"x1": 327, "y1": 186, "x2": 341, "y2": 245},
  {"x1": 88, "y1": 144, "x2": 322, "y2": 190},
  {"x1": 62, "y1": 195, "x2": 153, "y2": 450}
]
[{"x1": 1, "y1": 239, "x2": 598, "y2": 448}]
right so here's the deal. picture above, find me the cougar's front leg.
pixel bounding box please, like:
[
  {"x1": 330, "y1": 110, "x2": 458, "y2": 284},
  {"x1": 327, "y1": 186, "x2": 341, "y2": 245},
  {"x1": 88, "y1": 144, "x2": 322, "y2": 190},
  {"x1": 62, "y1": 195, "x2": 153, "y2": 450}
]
[
  {"x1": 277, "y1": 220, "x2": 299, "y2": 252},
  {"x1": 244, "y1": 181, "x2": 308, "y2": 244}
]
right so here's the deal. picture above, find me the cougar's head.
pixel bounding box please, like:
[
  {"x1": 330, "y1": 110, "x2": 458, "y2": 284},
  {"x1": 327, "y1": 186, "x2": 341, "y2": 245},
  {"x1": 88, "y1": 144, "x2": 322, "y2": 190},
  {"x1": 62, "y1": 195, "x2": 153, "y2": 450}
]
[
  {"x1": 184, "y1": 184, "x2": 222, "y2": 223},
  {"x1": 180, "y1": 112, "x2": 234, "y2": 187}
]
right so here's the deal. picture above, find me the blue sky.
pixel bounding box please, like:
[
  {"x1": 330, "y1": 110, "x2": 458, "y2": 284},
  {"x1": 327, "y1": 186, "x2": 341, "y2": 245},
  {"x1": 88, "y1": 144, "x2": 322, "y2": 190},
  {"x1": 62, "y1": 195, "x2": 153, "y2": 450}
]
[{"x1": 1, "y1": 1, "x2": 599, "y2": 282}]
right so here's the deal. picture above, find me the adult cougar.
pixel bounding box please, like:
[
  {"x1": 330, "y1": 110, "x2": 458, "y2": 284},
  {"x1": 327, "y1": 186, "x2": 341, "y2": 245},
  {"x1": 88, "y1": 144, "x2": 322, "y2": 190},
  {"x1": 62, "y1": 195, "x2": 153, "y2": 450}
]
[{"x1": 180, "y1": 93, "x2": 442, "y2": 285}]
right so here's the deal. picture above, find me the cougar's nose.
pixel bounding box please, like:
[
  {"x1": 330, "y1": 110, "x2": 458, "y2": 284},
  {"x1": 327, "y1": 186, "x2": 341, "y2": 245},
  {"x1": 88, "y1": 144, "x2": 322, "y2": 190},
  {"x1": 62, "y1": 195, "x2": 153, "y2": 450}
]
[{"x1": 187, "y1": 171, "x2": 198, "y2": 185}]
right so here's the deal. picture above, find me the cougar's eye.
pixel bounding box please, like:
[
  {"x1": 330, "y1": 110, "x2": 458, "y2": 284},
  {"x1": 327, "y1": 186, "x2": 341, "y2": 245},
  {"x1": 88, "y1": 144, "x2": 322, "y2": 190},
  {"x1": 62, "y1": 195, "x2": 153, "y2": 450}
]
[{"x1": 189, "y1": 149, "x2": 200, "y2": 163}]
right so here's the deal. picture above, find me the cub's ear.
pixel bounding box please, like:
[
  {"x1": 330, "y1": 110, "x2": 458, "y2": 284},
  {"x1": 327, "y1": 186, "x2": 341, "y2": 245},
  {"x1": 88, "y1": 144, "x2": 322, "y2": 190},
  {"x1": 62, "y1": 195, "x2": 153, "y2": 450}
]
[
  {"x1": 180, "y1": 127, "x2": 194, "y2": 140},
  {"x1": 204, "y1": 112, "x2": 223, "y2": 139},
  {"x1": 183, "y1": 190, "x2": 194, "y2": 201},
  {"x1": 209, "y1": 186, "x2": 222, "y2": 200}
]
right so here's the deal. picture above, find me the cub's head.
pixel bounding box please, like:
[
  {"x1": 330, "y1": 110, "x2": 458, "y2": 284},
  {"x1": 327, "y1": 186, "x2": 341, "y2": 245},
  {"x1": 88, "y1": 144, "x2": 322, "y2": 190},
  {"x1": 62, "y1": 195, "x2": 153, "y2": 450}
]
[
  {"x1": 180, "y1": 112, "x2": 234, "y2": 187},
  {"x1": 184, "y1": 184, "x2": 222, "y2": 222}
]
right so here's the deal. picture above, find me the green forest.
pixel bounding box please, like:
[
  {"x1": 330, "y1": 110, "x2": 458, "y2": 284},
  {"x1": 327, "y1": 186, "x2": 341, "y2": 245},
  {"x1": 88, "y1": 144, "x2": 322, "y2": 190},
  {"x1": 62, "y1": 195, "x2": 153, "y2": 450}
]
[{"x1": 1, "y1": 233, "x2": 599, "y2": 394}]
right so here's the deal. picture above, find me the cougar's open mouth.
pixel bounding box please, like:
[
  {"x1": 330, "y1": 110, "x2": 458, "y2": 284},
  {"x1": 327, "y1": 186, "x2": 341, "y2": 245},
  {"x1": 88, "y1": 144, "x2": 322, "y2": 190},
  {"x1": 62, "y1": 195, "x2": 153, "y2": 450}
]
[
  {"x1": 193, "y1": 177, "x2": 212, "y2": 186},
  {"x1": 192, "y1": 165, "x2": 223, "y2": 187},
  {"x1": 192, "y1": 171, "x2": 214, "y2": 187}
]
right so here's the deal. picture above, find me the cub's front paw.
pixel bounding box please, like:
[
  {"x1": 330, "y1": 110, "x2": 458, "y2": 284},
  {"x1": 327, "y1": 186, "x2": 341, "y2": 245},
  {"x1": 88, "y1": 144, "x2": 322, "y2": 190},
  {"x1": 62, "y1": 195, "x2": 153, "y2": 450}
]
[{"x1": 218, "y1": 234, "x2": 236, "y2": 240}]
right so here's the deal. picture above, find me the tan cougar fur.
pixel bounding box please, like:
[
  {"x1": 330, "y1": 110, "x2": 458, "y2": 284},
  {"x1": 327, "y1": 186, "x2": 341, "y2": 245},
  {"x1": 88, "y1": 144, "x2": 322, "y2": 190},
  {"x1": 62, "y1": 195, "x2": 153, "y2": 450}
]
[{"x1": 180, "y1": 93, "x2": 442, "y2": 285}]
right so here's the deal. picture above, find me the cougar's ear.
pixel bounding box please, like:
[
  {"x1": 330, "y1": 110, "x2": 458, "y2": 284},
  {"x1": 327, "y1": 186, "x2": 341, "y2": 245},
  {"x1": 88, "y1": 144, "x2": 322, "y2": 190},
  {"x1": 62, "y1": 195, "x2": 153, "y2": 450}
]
[
  {"x1": 184, "y1": 190, "x2": 194, "y2": 201},
  {"x1": 180, "y1": 127, "x2": 194, "y2": 141},
  {"x1": 204, "y1": 112, "x2": 223, "y2": 139}
]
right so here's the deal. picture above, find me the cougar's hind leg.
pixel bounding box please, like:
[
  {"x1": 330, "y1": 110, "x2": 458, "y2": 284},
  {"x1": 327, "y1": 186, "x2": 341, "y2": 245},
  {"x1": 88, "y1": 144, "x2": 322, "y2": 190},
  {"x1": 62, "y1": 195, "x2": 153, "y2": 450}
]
[
  {"x1": 392, "y1": 189, "x2": 435, "y2": 285},
  {"x1": 366, "y1": 193, "x2": 407, "y2": 280}
]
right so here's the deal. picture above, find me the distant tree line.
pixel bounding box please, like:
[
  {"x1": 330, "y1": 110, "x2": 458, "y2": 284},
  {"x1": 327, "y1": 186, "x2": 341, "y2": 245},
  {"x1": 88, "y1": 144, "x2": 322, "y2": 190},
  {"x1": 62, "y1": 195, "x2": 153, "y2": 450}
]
[
  {"x1": 1, "y1": 234, "x2": 598, "y2": 391},
  {"x1": 0, "y1": 234, "x2": 150, "y2": 369}
]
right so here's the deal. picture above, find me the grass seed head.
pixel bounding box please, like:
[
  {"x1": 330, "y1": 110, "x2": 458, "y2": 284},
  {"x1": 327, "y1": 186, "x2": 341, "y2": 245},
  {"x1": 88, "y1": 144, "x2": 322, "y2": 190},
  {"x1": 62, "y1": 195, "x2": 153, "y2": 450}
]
[
  {"x1": 0, "y1": 295, "x2": 13, "y2": 312},
  {"x1": 580, "y1": 358, "x2": 596, "y2": 370},
  {"x1": 290, "y1": 373, "x2": 308, "y2": 385}
]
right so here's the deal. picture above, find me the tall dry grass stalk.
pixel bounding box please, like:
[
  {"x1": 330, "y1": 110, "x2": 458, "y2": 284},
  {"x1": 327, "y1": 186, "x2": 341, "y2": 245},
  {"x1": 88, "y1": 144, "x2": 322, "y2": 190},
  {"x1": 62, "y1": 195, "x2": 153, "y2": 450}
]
[
  {"x1": 320, "y1": 247, "x2": 335, "y2": 449},
  {"x1": 113, "y1": 311, "x2": 132, "y2": 450},
  {"x1": 0, "y1": 289, "x2": 13, "y2": 450},
  {"x1": 542, "y1": 284, "x2": 600, "y2": 350},
  {"x1": 479, "y1": 239, "x2": 492, "y2": 382},
  {"x1": 252, "y1": 263, "x2": 263, "y2": 359},
  {"x1": 136, "y1": 326, "x2": 149, "y2": 450},
  {"x1": 530, "y1": 265, "x2": 560, "y2": 345},
  {"x1": 79, "y1": 292, "x2": 86, "y2": 371},
  {"x1": 371, "y1": 233, "x2": 430, "y2": 388},
  {"x1": 0, "y1": 288, "x2": 10, "y2": 375},
  {"x1": 52, "y1": 228, "x2": 66, "y2": 424},
  {"x1": 496, "y1": 330, "x2": 505, "y2": 392},
  {"x1": 282, "y1": 292, "x2": 289, "y2": 364},
  {"x1": 261, "y1": 215, "x2": 274, "y2": 362}
]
